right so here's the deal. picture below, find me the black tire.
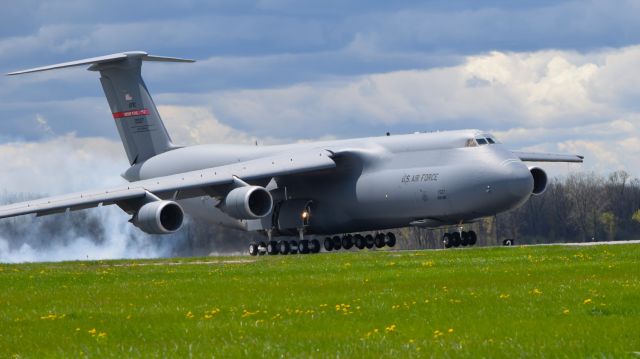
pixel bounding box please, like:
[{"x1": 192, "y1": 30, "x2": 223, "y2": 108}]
[
  {"x1": 468, "y1": 231, "x2": 477, "y2": 246},
  {"x1": 443, "y1": 233, "x2": 452, "y2": 248},
  {"x1": 332, "y1": 236, "x2": 342, "y2": 250},
  {"x1": 385, "y1": 232, "x2": 396, "y2": 247},
  {"x1": 267, "y1": 241, "x2": 279, "y2": 255},
  {"x1": 374, "y1": 233, "x2": 385, "y2": 248},
  {"x1": 249, "y1": 243, "x2": 259, "y2": 256},
  {"x1": 289, "y1": 240, "x2": 299, "y2": 254},
  {"x1": 452, "y1": 232, "x2": 461, "y2": 247},
  {"x1": 342, "y1": 235, "x2": 354, "y2": 250},
  {"x1": 299, "y1": 240, "x2": 309, "y2": 254},
  {"x1": 278, "y1": 240, "x2": 290, "y2": 255},
  {"x1": 310, "y1": 239, "x2": 321, "y2": 253},
  {"x1": 365, "y1": 234, "x2": 375, "y2": 249},
  {"x1": 258, "y1": 241, "x2": 267, "y2": 255},
  {"x1": 503, "y1": 239, "x2": 514, "y2": 246},
  {"x1": 460, "y1": 232, "x2": 469, "y2": 247},
  {"x1": 354, "y1": 234, "x2": 365, "y2": 249},
  {"x1": 323, "y1": 237, "x2": 333, "y2": 251}
]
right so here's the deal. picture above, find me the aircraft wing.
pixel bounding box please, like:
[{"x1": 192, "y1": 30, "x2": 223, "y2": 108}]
[
  {"x1": 0, "y1": 149, "x2": 335, "y2": 219},
  {"x1": 511, "y1": 151, "x2": 584, "y2": 163}
]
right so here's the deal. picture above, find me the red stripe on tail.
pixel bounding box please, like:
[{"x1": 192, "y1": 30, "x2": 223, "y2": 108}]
[{"x1": 112, "y1": 108, "x2": 150, "y2": 119}]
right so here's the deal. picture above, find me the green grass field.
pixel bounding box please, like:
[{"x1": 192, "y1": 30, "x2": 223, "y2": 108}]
[{"x1": 1, "y1": 244, "x2": 639, "y2": 358}]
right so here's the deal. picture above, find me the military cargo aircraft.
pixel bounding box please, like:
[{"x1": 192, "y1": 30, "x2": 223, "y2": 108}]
[{"x1": 2, "y1": 52, "x2": 583, "y2": 255}]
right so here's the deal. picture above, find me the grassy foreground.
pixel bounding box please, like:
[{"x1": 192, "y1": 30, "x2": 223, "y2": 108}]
[{"x1": 1, "y1": 244, "x2": 639, "y2": 358}]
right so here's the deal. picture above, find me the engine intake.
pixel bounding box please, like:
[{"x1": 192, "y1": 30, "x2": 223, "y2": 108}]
[
  {"x1": 529, "y1": 167, "x2": 548, "y2": 196},
  {"x1": 222, "y1": 186, "x2": 273, "y2": 219},
  {"x1": 132, "y1": 200, "x2": 184, "y2": 234}
]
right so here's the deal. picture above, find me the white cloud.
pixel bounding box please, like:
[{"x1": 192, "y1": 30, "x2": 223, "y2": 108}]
[
  {"x1": 198, "y1": 45, "x2": 640, "y2": 175},
  {"x1": 0, "y1": 134, "x2": 127, "y2": 195},
  {"x1": 159, "y1": 105, "x2": 253, "y2": 145}
]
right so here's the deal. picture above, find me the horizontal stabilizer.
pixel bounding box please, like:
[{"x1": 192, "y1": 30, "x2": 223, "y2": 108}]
[
  {"x1": 511, "y1": 151, "x2": 584, "y2": 163},
  {"x1": 7, "y1": 51, "x2": 194, "y2": 75}
]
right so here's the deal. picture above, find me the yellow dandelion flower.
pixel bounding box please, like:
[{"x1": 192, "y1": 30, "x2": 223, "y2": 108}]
[
  {"x1": 499, "y1": 293, "x2": 510, "y2": 299},
  {"x1": 448, "y1": 328, "x2": 454, "y2": 333},
  {"x1": 88, "y1": 328, "x2": 97, "y2": 335},
  {"x1": 385, "y1": 324, "x2": 397, "y2": 333},
  {"x1": 531, "y1": 288, "x2": 542, "y2": 295},
  {"x1": 563, "y1": 309, "x2": 570, "y2": 315},
  {"x1": 583, "y1": 298, "x2": 593, "y2": 305},
  {"x1": 185, "y1": 311, "x2": 194, "y2": 318},
  {"x1": 98, "y1": 332, "x2": 107, "y2": 338}
]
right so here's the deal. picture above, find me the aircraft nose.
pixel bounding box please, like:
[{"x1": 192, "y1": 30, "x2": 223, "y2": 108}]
[{"x1": 505, "y1": 161, "x2": 534, "y2": 201}]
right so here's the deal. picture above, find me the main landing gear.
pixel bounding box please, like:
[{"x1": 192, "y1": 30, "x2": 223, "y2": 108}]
[
  {"x1": 248, "y1": 232, "x2": 397, "y2": 256},
  {"x1": 248, "y1": 239, "x2": 322, "y2": 256},
  {"x1": 323, "y1": 232, "x2": 396, "y2": 252},
  {"x1": 442, "y1": 230, "x2": 477, "y2": 249}
]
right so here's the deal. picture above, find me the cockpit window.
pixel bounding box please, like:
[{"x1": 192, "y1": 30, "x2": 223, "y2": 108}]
[
  {"x1": 486, "y1": 138, "x2": 495, "y2": 144},
  {"x1": 476, "y1": 138, "x2": 488, "y2": 145}
]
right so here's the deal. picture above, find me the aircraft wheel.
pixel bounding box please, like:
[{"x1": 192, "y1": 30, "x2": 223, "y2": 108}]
[
  {"x1": 267, "y1": 241, "x2": 279, "y2": 255},
  {"x1": 460, "y1": 232, "x2": 469, "y2": 247},
  {"x1": 385, "y1": 232, "x2": 396, "y2": 247},
  {"x1": 342, "y1": 235, "x2": 354, "y2": 250},
  {"x1": 374, "y1": 233, "x2": 386, "y2": 248},
  {"x1": 354, "y1": 234, "x2": 365, "y2": 249},
  {"x1": 332, "y1": 236, "x2": 342, "y2": 250},
  {"x1": 324, "y1": 237, "x2": 334, "y2": 251},
  {"x1": 452, "y1": 232, "x2": 461, "y2": 247},
  {"x1": 257, "y1": 242, "x2": 267, "y2": 255},
  {"x1": 249, "y1": 242, "x2": 259, "y2": 256},
  {"x1": 468, "y1": 231, "x2": 477, "y2": 246},
  {"x1": 443, "y1": 233, "x2": 452, "y2": 248},
  {"x1": 503, "y1": 239, "x2": 514, "y2": 246},
  {"x1": 310, "y1": 239, "x2": 321, "y2": 253},
  {"x1": 365, "y1": 234, "x2": 375, "y2": 249},
  {"x1": 297, "y1": 240, "x2": 306, "y2": 254},
  {"x1": 278, "y1": 240, "x2": 290, "y2": 255},
  {"x1": 289, "y1": 240, "x2": 299, "y2": 254}
]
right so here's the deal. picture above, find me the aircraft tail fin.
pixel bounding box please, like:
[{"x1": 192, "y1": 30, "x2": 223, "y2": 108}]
[{"x1": 8, "y1": 51, "x2": 195, "y2": 165}]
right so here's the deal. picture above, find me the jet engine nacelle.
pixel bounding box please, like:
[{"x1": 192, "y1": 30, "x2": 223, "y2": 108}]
[
  {"x1": 529, "y1": 167, "x2": 548, "y2": 196},
  {"x1": 132, "y1": 200, "x2": 184, "y2": 234},
  {"x1": 222, "y1": 186, "x2": 273, "y2": 219}
]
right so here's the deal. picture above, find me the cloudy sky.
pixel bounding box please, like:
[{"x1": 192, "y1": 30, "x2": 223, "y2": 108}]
[{"x1": 1, "y1": 0, "x2": 640, "y2": 199}]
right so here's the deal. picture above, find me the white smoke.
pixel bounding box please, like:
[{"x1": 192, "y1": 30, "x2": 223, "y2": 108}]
[
  {"x1": 0, "y1": 207, "x2": 176, "y2": 263},
  {"x1": 0, "y1": 135, "x2": 192, "y2": 263}
]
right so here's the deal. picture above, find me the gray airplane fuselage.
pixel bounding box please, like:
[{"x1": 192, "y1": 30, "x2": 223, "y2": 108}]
[{"x1": 123, "y1": 129, "x2": 533, "y2": 236}]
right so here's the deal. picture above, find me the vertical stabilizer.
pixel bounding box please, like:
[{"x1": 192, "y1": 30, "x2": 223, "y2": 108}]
[{"x1": 7, "y1": 51, "x2": 195, "y2": 165}]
